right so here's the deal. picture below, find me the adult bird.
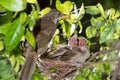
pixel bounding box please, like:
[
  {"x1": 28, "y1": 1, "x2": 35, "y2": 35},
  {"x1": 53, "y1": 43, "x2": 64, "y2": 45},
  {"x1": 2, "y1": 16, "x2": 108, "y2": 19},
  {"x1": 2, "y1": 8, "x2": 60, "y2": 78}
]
[{"x1": 20, "y1": 9, "x2": 62, "y2": 80}]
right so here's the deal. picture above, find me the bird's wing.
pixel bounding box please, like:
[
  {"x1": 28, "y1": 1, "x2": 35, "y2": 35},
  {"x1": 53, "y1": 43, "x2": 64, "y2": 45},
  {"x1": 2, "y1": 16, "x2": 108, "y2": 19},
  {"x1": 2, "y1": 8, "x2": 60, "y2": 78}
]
[{"x1": 49, "y1": 46, "x2": 70, "y2": 58}]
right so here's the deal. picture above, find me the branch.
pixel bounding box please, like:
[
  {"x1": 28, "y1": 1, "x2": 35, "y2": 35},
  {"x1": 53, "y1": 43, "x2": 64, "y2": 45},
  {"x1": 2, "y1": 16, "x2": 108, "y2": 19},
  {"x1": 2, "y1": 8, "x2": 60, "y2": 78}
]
[
  {"x1": 88, "y1": 47, "x2": 119, "y2": 61},
  {"x1": 88, "y1": 40, "x2": 120, "y2": 61},
  {"x1": 111, "y1": 57, "x2": 120, "y2": 80}
]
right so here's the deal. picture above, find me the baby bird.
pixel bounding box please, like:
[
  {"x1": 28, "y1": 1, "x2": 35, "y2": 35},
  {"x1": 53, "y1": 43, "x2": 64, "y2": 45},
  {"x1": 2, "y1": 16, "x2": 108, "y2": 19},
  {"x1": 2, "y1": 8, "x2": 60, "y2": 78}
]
[
  {"x1": 70, "y1": 38, "x2": 90, "y2": 63},
  {"x1": 49, "y1": 35, "x2": 90, "y2": 64},
  {"x1": 49, "y1": 35, "x2": 78, "y2": 61}
]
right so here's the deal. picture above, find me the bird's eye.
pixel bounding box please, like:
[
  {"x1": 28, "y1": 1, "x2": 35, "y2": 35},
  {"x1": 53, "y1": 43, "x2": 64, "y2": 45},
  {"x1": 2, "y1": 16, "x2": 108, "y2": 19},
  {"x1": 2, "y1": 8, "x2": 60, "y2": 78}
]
[{"x1": 58, "y1": 12, "x2": 61, "y2": 16}]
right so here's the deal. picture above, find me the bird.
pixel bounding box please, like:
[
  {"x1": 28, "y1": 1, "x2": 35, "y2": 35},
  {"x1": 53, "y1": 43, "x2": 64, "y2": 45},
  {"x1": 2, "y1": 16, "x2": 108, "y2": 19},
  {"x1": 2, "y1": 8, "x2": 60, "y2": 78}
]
[
  {"x1": 48, "y1": 35, "x2": 78, "y2": 60},
  {"x1": 68, "y1": 35, "x2": 78, "y2": 48},
  {"x1": 49, "y1": 36, "x2": 90, "y2": 65},
  {"x1": 70, "y1": 37, "x2": 90, "y2": 64},
  {"x1": 20, "y1": 9, "x2": 63, "y2": 80}
]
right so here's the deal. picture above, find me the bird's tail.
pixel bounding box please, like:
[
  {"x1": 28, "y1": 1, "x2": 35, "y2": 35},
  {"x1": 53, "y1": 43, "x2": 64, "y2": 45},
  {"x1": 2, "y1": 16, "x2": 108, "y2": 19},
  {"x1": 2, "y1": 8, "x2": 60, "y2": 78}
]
[{"x1": 20, "y1": 51, "x2": 37, "y2": 80}]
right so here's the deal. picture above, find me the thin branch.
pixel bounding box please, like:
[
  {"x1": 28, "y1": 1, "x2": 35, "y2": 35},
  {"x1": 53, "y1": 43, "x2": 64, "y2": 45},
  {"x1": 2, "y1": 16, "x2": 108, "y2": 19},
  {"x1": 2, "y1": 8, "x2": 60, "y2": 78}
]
[
  {"x1": 88, "y1": 40, "x2": 120, "y2": 61},
  {"x1": 88, "y1": 47, "x2": 119, "y2": 61},
  {"x1": 111, "y1": 57, "x2": 120, "y2": 80}
]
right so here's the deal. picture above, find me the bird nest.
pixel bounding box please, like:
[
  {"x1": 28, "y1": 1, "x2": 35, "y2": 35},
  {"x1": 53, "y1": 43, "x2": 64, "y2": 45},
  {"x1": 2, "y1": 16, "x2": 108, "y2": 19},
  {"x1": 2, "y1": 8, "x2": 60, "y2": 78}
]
[{"x1": 37, "y1": 57, "x2": 83, "y2": 80}]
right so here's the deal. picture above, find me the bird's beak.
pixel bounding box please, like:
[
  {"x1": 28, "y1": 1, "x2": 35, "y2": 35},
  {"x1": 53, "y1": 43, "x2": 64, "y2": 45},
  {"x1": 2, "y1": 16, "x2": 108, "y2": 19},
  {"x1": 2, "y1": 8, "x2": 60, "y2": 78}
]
[{"x1": 62, "y1": 14, "x2": 71, "y2": 19}]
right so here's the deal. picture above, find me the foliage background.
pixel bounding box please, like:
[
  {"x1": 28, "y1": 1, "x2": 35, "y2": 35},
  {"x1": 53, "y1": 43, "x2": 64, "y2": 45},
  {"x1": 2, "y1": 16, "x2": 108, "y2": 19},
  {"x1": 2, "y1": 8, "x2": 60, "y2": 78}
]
[{"x1": 0, "y1": 0, "x2": 120, "y2": 80}]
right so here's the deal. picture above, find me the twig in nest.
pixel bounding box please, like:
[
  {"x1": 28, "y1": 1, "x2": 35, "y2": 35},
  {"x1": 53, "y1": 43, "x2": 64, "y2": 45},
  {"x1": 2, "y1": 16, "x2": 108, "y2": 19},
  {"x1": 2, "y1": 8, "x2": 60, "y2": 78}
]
[
  {"x1": 37, "y1": 58, "x2": 76, "y2": 77},
  {"x1": 54, "y1": 67, "x2": 76, "y2": 80}
]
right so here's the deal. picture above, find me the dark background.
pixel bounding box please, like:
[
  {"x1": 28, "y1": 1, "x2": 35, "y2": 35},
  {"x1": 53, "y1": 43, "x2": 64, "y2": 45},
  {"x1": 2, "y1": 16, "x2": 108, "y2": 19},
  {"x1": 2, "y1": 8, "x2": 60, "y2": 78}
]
[{"x1": 38, "y1": 0, "x2": 120, "y2": 9}]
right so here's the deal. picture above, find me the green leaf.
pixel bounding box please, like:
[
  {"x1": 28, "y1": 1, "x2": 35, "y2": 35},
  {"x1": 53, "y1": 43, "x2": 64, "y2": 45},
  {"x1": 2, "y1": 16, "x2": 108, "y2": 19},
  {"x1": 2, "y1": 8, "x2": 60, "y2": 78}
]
[
  {"x1": 114, "y1": 10, "x2": 120, "y2": 19},
  {"x1": 94, "y1": 20, "x2": 105, "y2": 29},
  {"x1": 0, "y1": 65, "x2": 12, "y2": 77},
  {"x1": 82, "y1": 68, "x2": 91, "y2": 77},
  {"x1": 114, "y1": 19, "x2": 120, "y2": 28},
  {"x1": 9, "y1": 51, "x2": 25, "y2": 72},
  {"x1": 97, "y1": 3, "x2": 105, "y2": 18},
  {"x1": 91, "y1": 17, "x2": 105, "y2": 29},
  {"x1": 52, "y1": 35, "x2": 59, "y2": 45},
  {"x1": 14, "y1": 57, "x2": 20, "y2": 72},
  {"x1": 31, "y1": 73, "x2": 44, "y2": 80},
  {"x1": 28, "y1": 18, "x2": 36, "y2": 31},
  {"x1": 78, "y1": 21, "x2": 83, "y2": 32},
  {"x1": 9, "y1": 55, "x2": 16, "y2": 67},
  {"x1": 78, "y1": 3, "x2": 85, "y2": 20},
  {"x1": 86, "y1": 26, "x2": 97, "y2": 38},
  {"x1": 91, "y1": 17, "x2": 97, "y2": 26},
  {"x1": 28, "y1": 5, "x2": 39, "y2": 31},
  {"x1": 100, "y1": 25, "x2": 114, "y2": 44},
  {"x1": 0, "y1": 57, "x2": 17, "y2": 80},
  {"x1": 25, "y1": 30, "x2": 36, "y2": 49},
  {"x1": 86, "y1": 6, "x2": 100, "y2": 15},
  {"x1": 113, "y1": 19, "x2": 120, "y2": 34},
  {"x1": 109, "y1": 8, "x2": 115, "y2": 20},
  {"x1": 89, "y1": 72, "x2": 101, "y2": 80},
  {"x1": 55, "y1": 29, "x2": 59, "y2": 35},
  {"x1": 56, "y1": 0, "x2": 64, "y2": 12},
  {"x1": 39, "y1": 7, "x2": 51, "y2": 17},
  {"x1": 104, "y1": 10, "x2": 109, "y2": 19},
  {"x1": 1, "y1": 74, "x2": 17, "y2": 80},
  {"x1": 0, "y1": 11, "x2": 13, "y2": 25},
  {"x1": 74, "y1": 75, "x2": 86, "y2": 80},
  {"x1": 20, "y1": 12, "x2": 27, "y2": 24},
  {"x1": 5, "y1": 19, "x2": 25, "y2": 52},
  {"x1": 103, "y1": 63, "x2": 111, "y2": 74},
  {"x1": 27, "y1": 0, "x2": 36, "y2": 3},
  {"x1": 0, "y1": 41, "x2": 4, "y2": 51},
  {"x1": 0, "y1": 0, "x2": 26, "y2": 12},
  {"x1": 63, "y1": 1, "x2": 73, "y2": 14},
  {"x1": 0, "y1": 59, "x2": 7, "y2": 66},
  {"x1": 64, "y1": 20, "x2": 71, "y2": 37},
  {"x1": 56, "y1": 0, "x2": 73, "y2": 14},
  {"x1": 0, "y1": 23, "x2": 11, "y2": 35},
  {"x1": 20, "y1": 55, "x2": 25, "y2": 65}
]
